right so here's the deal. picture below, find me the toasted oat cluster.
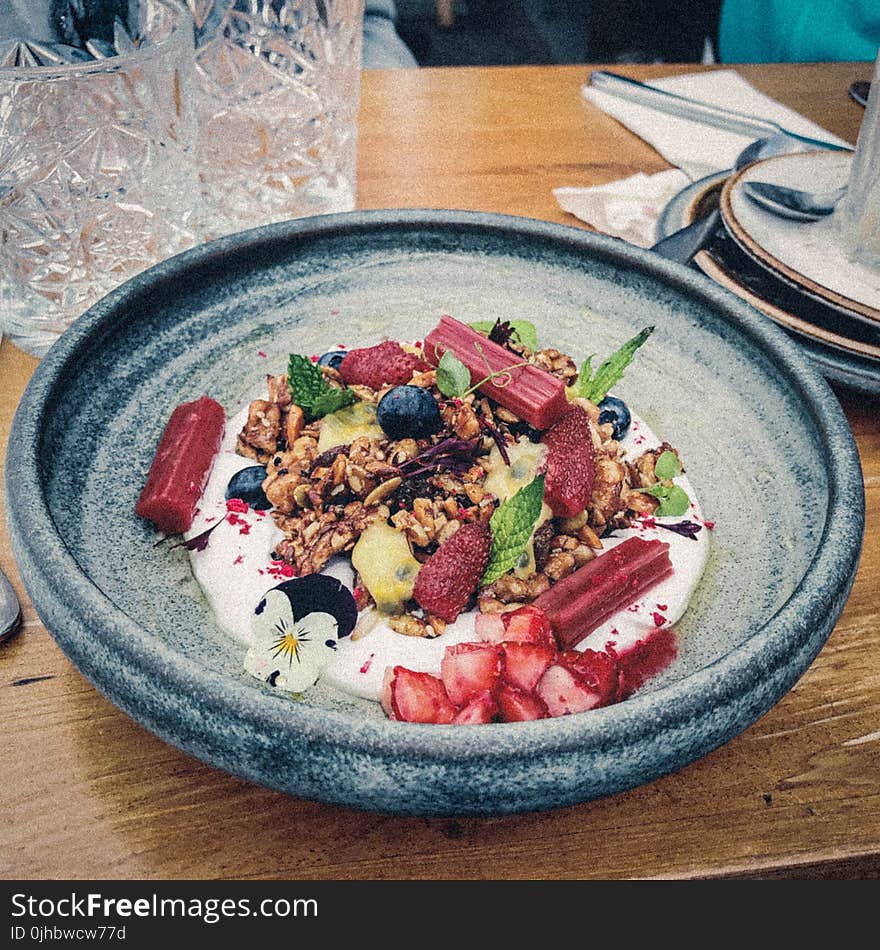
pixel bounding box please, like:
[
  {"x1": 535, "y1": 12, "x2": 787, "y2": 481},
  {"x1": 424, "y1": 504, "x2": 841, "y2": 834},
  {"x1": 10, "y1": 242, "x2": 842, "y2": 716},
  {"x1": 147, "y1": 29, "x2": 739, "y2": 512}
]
[{"x1": 234, "y1": 324, "x2": 678, "y2": 637}]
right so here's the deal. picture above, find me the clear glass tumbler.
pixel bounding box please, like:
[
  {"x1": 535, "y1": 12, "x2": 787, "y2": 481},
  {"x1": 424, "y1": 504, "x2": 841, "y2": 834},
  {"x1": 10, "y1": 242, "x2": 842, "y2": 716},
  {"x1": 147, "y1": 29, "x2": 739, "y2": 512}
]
[
  {"x1": 835, "y1": 49, "x2": 880, "y2": 269},
  {"x1": 0, "y1": 0, "x2": 199, "y2": 358},
  {"x1": 188, "y1": 0, "x2": 365, "y2": 240}
]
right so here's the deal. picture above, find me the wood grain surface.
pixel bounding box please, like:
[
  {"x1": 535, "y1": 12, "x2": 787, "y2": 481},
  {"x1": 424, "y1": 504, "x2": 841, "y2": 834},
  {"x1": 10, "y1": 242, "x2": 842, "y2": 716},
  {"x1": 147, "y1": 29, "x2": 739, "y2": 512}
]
[{"x1": 1, "y1": 62, "x2": 877, "y2": 881}]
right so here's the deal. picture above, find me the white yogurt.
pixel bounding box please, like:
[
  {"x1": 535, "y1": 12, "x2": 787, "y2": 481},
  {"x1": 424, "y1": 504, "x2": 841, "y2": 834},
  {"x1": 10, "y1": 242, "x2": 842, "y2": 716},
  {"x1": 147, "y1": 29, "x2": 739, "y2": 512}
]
[{"x1": 189, "y1": 403, "x2": 710, "y2": 702}]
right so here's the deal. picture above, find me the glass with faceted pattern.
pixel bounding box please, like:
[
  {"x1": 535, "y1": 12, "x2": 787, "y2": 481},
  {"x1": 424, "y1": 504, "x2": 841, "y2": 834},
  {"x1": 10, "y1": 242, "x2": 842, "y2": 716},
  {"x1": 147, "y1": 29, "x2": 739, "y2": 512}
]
[
  {"x1": 188, "y1": 0, "x2": 366, "y2": 240},
  {"x1": 0, "y1": 0, "x2": 199, "y2": 357}
]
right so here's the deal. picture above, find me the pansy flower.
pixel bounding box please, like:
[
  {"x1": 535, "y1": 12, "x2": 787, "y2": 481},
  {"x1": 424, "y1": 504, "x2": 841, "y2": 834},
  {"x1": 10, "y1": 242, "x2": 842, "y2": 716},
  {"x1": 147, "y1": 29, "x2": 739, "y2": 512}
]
[{"x1": 244, "y1": 575, "x2": 357, "y2": 693}]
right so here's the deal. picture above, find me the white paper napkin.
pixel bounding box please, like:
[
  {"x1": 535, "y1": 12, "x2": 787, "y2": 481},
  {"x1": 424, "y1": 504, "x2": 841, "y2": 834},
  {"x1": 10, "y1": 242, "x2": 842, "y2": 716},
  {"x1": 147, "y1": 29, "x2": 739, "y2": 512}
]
[
  {"x1": 554, "y1": 169, "x2": 691, "y2": 248},
  {"x1": 556, "y1": 69, "x2": 849, "y2": 247}
]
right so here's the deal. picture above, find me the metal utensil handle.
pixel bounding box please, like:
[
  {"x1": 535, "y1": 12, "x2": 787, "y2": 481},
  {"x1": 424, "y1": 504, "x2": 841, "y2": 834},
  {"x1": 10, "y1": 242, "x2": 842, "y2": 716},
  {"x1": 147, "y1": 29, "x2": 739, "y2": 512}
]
[
  {"x1": 589, "y1": 71, "x2": 847, "y2": 151},
  {"x1": 0, "y1": 568, "x2": 22, "y2": 644}
]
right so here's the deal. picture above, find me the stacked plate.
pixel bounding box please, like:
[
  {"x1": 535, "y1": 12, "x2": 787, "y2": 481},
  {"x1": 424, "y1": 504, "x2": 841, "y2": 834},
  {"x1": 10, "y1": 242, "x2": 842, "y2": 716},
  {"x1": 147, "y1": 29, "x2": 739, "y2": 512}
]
[{"x1": 657, "y1": 151, "x2": 880, "y2": 396}]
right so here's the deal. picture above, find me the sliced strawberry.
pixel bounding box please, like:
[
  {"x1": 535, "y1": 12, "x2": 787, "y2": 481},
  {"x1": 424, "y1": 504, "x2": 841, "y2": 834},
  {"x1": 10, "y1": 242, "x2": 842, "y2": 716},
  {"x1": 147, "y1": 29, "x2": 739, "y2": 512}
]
[
  {"x1": 474, "y1": 611, "x2": 506, "y2": 644},
  {"x1": 559, "y1": 649, "x2": 619, "y2": 706},
  {"x1": 501, "y1": 641, "x2": 556, "y2": 693},
  {"x1": 381, "y1": 666, "x2": 457, "y2": 724},
  {"x1": 338, "y1": 341, "x2": 423, "y2": 389},
  {"x1": 496, "y1": 684, "x2": 550, "y2": 722},
  {"x1": 536, "y1": 662, "x2": 605, "y2": 717},
  {"x1": 412, "y1": 522, "x2": 491, "y2": 622},
  {"x1": 440, "y1": 642, "x2": 502, "y2": 707},
  {"x1": 452, "y1": 691, "x2": 499, "y2": 724},
  {"x1": 501, "y1": 604, "x2": 555, "y2": 647},
  {"x1": 541, "y1": 406, "x2": 596, "y2": 518}
]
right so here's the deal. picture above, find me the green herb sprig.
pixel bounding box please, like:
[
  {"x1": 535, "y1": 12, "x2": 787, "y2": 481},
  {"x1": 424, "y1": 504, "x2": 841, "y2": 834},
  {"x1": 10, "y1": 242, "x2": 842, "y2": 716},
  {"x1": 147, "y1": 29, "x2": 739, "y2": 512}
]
[
  {"x1": 482, "y1": 474, "x2": 546, "y2": 585},
  {"x1": 287, "y1": 354, "x2": 355, "y2": 422},
  {"x1": 639, "y1": 449, "x2": 690, "y2": 517},
  {"x1": 435, "y1": 347, "x2": 530, "y2": 400},
  {"x1": 575, "y1": 326, "x2": 654, "y2": 403}
]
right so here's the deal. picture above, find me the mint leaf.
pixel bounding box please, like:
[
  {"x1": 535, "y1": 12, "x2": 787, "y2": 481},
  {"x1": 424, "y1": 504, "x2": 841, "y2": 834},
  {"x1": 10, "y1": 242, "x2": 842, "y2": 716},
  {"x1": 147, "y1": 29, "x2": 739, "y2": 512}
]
[
  {"x1": 654, "y1": 450, "x2": 681, "y2": 481},
  {"x1": 436, "y1": 349, "x2": 472, "y2": 398},
  {"x1": 308, "y1": 386, "x2": 355, "y2": 419},
  {"x1": 482, "y1": 474, "x2": 546, "y2": 585},
  {"x1": 288, "y1": 354, "x2": 328, "y2": 406},
  {"x1": 643, "y1": 483, "x2": 690, "y2": 517},
  {"x1": 470, "y1": 319, "x2": 538, "y2": 352},
  {"x1": 576, "y1": 326, "x2": 654, "y2": 403},
  {"x1": 287, "y1": 353, "x2": 354, "y2": 421}
]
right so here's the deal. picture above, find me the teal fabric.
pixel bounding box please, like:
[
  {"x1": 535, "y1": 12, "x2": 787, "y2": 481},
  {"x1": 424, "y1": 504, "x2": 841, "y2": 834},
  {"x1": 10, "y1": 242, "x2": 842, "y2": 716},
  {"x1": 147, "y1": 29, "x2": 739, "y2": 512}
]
[{"x1": 719, "y1": 0, "x2": 880, "y2": 62}]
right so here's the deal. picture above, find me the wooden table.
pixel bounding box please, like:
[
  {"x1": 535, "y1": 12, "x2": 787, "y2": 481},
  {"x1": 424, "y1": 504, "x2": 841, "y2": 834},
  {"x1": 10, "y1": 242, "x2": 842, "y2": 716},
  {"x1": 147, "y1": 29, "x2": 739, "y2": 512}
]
[{"x1": 2, "y1": 62, "x2": 878, "y2": 881}]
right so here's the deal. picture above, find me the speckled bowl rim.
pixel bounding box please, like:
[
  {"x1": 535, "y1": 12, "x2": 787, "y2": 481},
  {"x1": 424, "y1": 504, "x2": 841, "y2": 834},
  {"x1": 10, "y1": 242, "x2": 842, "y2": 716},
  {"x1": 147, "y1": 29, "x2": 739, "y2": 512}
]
[{"x1": 6, "y1": 211, "x2": 865, "y2": 781}]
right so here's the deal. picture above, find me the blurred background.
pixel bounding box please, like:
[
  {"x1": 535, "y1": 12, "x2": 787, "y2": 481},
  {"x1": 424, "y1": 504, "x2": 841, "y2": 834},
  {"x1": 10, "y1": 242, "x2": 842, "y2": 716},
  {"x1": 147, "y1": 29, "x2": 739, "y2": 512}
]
[{"x1": 395, "y1": 0, "x2": 724, "y2": 66}]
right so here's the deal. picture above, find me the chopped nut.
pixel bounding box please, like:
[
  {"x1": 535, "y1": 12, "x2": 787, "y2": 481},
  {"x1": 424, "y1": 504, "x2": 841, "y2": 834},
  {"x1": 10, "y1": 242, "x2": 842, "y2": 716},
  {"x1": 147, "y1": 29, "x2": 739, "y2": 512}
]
[
  {"x1": 389, "y1": 439, "x2": 419, "y2": 463},
  {"x1": 285, "y1": 404, "x2": 304, "y2": 446},
  {"x1": 331, "y1": 453, "x2": 347, "y2": 485},
  {"x1": 266, "y1": 374, "x2": 291, "y2": 406},
  {"x1": 264, "y1": 472, "x2": 306, "y2": 512},
  {"x1": 388, "y1": 614, "x2": 437, "y2": 638},
  {"x1": 292, "y1": 483, "x2": 312, "y2": 508},
  {"x1": 441, "y1": 400, "x2": 481, "y2": 440},
  {"x1": 493, "y1": 405, "x2": 521, "y2": 424},
  {"x1": 424, "y1": 615, "x2": 447, "y2": 637},
  {"x1": 463, "y1": 483, "x2": 485, "y2": 504},
  {"x1": 576, "y1": 522, "x2": 604, "y2": 550},
  {"x1": 239, "y1": 399, "x2": 281, "y2": 455},
  {"x1": 543, "y1": 550, "x2": 576, "y2": 581},
  {"x1": 409, "y1": 369, "x2": 437, "y2": 388},
  {"x1": 484, "y1": 571, "x2": 551, "y2": 605},
  {"x1": 533, "y1": 347, "x2": 578, "y2": 385}
]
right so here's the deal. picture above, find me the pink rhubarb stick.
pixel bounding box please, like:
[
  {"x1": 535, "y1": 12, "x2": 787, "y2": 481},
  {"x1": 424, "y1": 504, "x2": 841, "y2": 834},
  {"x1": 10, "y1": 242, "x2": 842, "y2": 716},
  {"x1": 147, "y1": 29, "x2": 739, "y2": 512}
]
[
  {"x1": 423, "y1": 314, "x2": 570, "y2": 430},
  {"x1": 534, "y1": 537, "x2": 673, "y2": 650}
]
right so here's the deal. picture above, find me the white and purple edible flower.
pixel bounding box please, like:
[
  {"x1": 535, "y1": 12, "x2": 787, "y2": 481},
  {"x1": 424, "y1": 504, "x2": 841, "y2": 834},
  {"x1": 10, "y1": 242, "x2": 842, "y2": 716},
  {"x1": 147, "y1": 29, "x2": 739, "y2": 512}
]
[{"x1": 245, "y1": 574, "x2": 357, "y2": 693}]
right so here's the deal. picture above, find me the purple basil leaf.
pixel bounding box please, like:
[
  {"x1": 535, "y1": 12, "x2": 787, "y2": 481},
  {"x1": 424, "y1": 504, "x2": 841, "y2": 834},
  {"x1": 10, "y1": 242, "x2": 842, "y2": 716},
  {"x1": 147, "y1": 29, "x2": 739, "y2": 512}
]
[{"x1": 656, "y1": 520, "x2": 702, "y2": 540}]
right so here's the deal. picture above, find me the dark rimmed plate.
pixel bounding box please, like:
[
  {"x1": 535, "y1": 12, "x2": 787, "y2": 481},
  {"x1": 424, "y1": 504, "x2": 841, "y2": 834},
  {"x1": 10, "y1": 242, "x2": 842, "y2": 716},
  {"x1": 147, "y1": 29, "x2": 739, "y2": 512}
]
[
  {"x1": 657, "y1": 166, "x2": 880, "y2": 394},
  {"x1": 722, "y1": 151, "x2": 880, "y2": 328},
  {"x1": 4, "y1": 210, "x2": 865, "y2": 817}
]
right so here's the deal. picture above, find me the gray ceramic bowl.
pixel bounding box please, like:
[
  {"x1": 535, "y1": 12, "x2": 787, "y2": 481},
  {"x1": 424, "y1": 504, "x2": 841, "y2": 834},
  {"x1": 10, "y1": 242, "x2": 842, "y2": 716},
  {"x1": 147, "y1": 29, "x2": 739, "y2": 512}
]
[{"x1": 5, "y1": 210, "x2": 865, "y2": 817}]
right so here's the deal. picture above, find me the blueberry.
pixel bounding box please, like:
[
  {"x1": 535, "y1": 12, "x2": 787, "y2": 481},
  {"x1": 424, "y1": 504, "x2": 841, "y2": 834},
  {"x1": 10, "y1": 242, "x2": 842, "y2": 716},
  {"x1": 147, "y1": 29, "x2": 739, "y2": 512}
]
[
  {"x1": 256, "y1": 574, "x2": 358, "y2": 640},
  {"x1": 317, "y1": 350, "x2": 347, "y2": 370},
  {"x1": 598, "y1": 395, "x2": 632, "y2": 441},
  {"x1": 377, "y1": 385, "x2": 441, "y2": 440},
  {"x1": 225, "y1": 465, "x2": 271, "y2": 509}
]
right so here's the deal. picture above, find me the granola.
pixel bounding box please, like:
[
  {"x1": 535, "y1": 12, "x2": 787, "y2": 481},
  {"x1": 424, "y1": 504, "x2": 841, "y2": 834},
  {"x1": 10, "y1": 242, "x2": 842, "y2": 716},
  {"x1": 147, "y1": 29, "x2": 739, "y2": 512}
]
[{"x1": 231, "y1": 325, "x2": 682, "y2": 631}]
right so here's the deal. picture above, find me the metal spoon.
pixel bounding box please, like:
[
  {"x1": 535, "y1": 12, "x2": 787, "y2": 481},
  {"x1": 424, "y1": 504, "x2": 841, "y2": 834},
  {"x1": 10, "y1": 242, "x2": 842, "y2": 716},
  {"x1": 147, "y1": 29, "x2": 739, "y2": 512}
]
[
  {"x1": 651, "y1": 134, "x2": 843, "y2": 264},
  {"x1": 0, "y1": 567, "x2": 22, "y2": 644},
  {"x1": 731, "y1": 130, "x2": 839, "y2": 170},
  {"x1": 741, "y1": 181, "x2": 848, "y2": 221}
]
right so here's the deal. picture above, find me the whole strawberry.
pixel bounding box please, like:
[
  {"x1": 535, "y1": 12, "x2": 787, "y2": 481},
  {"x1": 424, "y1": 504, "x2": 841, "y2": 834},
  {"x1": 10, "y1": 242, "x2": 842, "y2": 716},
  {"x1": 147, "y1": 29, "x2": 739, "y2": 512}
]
[
  {"x1": 338, "y1": 341, "x2": 423, "y2": 389},
  {"x1": 413, "y1": 522, "x2": 491, "y2": 622},
  {"x1": 541, "y1": 406, "x2": 596, "y2": 517}
]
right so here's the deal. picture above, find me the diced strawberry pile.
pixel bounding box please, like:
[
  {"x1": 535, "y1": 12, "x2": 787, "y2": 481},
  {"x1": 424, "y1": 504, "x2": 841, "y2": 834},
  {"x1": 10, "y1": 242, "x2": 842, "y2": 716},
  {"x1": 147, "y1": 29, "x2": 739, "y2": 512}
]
[{"x1": 381, "y1": 603, "x2": 677, "y2": 724}]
